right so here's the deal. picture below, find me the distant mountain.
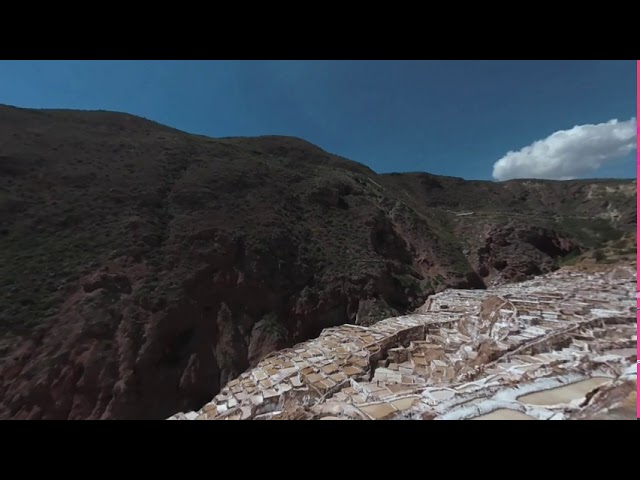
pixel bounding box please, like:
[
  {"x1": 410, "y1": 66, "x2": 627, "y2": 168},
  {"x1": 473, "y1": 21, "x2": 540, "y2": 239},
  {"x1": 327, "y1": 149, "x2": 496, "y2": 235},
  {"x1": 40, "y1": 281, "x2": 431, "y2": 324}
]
[{"x1": 0, "y1": 105, "x2": 635, "y2": 419}]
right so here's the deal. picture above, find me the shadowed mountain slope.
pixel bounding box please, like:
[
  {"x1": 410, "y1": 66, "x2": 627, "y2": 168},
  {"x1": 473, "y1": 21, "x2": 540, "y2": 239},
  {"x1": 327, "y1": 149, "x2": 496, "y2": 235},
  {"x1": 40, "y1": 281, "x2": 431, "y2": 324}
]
[{"x1": 0, "y1": 105, "x2": 635, "y2": 419}]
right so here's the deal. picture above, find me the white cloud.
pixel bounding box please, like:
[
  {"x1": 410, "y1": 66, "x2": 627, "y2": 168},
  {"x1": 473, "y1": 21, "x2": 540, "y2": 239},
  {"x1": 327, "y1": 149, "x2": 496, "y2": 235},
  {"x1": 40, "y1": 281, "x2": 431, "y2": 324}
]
[{"x1": 492, "y1": 118, "x2": 637, "y2": 181}]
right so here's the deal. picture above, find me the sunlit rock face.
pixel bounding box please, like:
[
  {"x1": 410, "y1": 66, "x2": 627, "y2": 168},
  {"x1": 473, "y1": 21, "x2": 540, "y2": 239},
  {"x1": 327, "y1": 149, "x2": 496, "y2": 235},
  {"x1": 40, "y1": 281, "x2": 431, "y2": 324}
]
[{"x1": 169, "y1": 265, "x2": 636, "y2": 421}]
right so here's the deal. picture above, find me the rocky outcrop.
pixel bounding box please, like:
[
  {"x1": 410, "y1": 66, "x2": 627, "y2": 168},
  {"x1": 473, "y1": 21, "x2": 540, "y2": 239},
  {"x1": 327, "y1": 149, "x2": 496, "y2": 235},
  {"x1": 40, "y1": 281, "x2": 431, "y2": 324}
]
[{"x1": 466, "y1": 225, "x2": 582, "y2": 285}]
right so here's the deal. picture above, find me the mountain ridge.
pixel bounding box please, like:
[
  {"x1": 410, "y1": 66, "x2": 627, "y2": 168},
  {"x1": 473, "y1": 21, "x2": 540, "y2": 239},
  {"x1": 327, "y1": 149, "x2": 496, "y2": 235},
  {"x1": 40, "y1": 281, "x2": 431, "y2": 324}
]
[
  {"x1": 2, "y1": 103, "x2": 635, "y2": 181},
  {"x1": 0, "y1": 105, "x2": 635, "y2": 419}
]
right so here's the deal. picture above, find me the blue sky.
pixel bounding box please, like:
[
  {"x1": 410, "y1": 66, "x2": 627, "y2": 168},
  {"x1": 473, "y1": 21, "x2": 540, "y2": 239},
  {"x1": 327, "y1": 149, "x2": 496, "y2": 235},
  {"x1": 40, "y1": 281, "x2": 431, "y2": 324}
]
[{"x1": 0, "y1": 60, "x2": 635, "y2": 180}]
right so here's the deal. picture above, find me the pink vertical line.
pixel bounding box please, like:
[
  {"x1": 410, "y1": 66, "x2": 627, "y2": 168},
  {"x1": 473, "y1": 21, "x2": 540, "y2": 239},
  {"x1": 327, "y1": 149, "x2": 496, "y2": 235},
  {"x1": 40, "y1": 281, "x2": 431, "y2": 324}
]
[{"x1": 636, "y1": 60, "x2": 639, "y2": 419}]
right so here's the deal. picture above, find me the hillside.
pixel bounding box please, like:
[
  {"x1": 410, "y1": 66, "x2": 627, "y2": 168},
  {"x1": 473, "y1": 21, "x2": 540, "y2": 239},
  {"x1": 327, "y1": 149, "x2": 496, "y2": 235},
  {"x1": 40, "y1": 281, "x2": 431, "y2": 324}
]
[{"x1": 0, "y1": 105, "x2": 635, "y2": 419}]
